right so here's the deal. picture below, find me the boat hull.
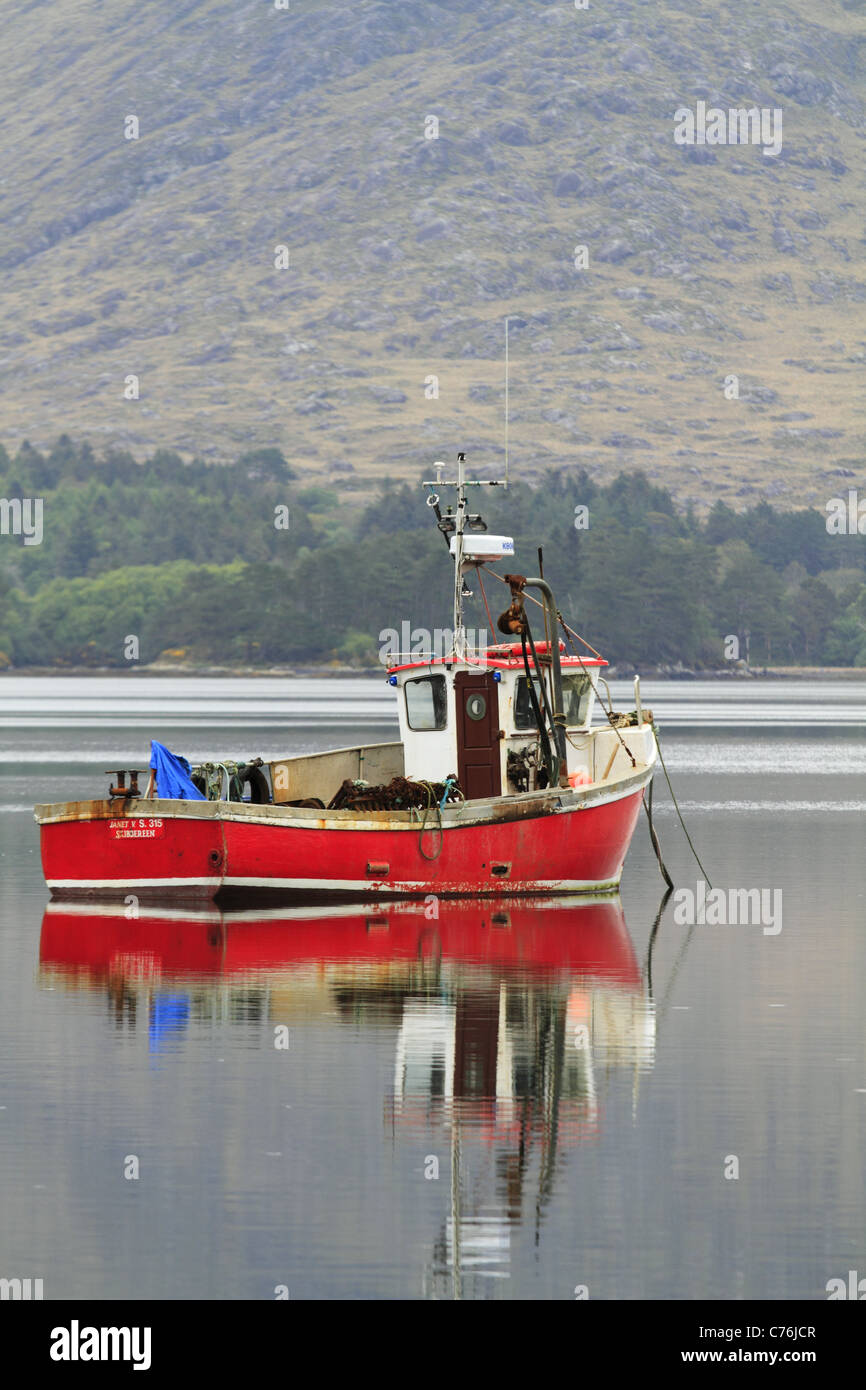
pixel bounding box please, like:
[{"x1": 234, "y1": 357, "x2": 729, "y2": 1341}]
[{"x1": 36, "y1": 773, "x2": 651, "y2": 903}]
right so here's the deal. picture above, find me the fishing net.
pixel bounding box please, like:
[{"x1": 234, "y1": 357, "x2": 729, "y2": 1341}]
[{"x1": 327, "y1": 775, "x2": 463, "y2": 812}]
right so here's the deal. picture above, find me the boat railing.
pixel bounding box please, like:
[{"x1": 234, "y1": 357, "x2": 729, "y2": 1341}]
[{"x1": 387, "y1": 646, "x2": 492, "y2": 667}]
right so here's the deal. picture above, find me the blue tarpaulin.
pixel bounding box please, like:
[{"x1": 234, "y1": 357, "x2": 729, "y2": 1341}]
[{"x1": 149, "y1": 740, "x2": 206, "y2": 800}]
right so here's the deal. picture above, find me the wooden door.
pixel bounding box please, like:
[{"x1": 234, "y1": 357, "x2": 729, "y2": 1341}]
[{"x1": 455, "y1": 671, "x2": 502, "y2": 801}]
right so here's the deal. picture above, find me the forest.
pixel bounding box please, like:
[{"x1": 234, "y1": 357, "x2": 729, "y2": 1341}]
[{"x1": 1, "y1": 435, "x2": 866, "y2": 670}]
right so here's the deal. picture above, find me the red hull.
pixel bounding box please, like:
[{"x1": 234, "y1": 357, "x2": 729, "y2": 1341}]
[{"x1": 38, "y1": 786, "x2": 646, "y2": 901}]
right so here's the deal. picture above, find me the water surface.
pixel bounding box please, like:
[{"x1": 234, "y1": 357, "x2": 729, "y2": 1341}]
[{"x1": 1, "y1": 677, "x2": 864, "y2": 1299}]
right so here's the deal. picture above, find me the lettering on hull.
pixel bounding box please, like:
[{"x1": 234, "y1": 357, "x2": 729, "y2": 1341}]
[{"x1": 109, "y1": 818, "x2": 165, "y2": 840}]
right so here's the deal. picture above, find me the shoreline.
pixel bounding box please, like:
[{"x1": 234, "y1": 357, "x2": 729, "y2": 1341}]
[{"x1": 3, "y1": 664, "x2": 866, "y2": 681}]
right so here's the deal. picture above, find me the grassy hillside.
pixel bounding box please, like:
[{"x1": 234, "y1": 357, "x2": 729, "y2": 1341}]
[{"x1": 0, "y1": 0, "x2": 864, "y2": 508}]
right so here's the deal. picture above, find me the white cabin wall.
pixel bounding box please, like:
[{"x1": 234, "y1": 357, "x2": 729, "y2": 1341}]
[
  {"x1": 401, "y1": 731, "x2": 460, "y2": 783},
  {"x1": 397, "y1": 667, "x2": 460, "y2": 783}
]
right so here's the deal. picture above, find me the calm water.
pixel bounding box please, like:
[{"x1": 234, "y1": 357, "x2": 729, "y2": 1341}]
[{"x1": 1, "y1": 677, "x2": 865, "y2": 1300}]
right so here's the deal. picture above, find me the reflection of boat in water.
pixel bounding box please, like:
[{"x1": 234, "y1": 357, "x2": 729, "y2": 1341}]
[
  {"x1": 40, "y1": 894, "x2": 642, "y2": 982},
  {"x1": 40, "y1": 891, "x2": 655, "y2": 1126},
  {"x1": 40, "y1": 894, "x2": 657, "y2": 1296}
]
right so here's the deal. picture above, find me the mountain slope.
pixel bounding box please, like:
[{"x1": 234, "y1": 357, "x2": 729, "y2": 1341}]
[{"x1": 0, "y1": 0, "x2": 864, "y2": 508}]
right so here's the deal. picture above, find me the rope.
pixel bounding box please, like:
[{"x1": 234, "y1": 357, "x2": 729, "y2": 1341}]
[
  {"x1": 652, "y1": 723, "x2": 713, "y2": 889},
  {"x1": 557, "y1": 620, "x2": 637, "y2": 769},
  {"x1": 643, "y1": 776, "x2": 674, "y2": 890},
  {"x1": 476, "y1": 567, "x2": 496, "y2": 647},
  {"x1": 558, "y1": 617, "x2": 605, "y2": 663},
  {"x1": 438, "y1": 775, "x2": 456, "y2": 810},
  {"x1": 418, "y1": 781, "x2": 444, "y2": 860}
]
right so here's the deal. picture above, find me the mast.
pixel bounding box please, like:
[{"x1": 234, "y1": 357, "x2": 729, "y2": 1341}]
[{"x1": 423, "y1": 452, "x2": 507, "y2": 662}]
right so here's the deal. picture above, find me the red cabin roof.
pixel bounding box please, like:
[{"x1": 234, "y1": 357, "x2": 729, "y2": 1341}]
[{"x1": 388, "y1": 641, "x2": 607, "y2": 675}]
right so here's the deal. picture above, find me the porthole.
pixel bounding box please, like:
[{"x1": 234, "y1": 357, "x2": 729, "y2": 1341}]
[{"x1": 466, "y1": 693, "x2": 487, "y2": 721}]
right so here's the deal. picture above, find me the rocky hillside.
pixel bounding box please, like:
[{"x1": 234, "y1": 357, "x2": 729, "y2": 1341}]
[{"x1": 0, "y1": 0, "x2": 864, "y2": 509}]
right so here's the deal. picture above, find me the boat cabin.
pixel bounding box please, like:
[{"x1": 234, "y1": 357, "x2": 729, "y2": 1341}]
[{"x1": 388, "y1": 643, "x2": 608, "y2": 798}]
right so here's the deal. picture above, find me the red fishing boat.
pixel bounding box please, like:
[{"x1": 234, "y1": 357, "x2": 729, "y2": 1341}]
[{"x1": 35, "y1": 455, "x2": 657, "y2": 903}]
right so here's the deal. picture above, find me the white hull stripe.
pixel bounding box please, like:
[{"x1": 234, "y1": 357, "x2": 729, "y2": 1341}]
[
  {"x1": 48, "y1": 877, "x2": 223, "y2": 889},
  {"x1": 47, "y1": 874, "x2": 622, "y2": 893}
]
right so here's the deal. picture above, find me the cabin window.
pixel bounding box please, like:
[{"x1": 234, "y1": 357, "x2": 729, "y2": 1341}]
[
  {"x1": 405, "y1": 675, "x2": 448, "y2": 731},
  {"x1": 514, "y1": 674, "x2": 591, "y2": 730}
]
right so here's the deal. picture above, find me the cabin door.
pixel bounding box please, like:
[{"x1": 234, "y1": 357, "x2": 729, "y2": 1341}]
[{"x1": 455, "y1": 672, "x2": 502, "y2": 801}]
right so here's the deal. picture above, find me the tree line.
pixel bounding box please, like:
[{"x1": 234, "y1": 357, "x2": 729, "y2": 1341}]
[{"x1": 2, "y1": 436, "x2": 866, "y2": 669}]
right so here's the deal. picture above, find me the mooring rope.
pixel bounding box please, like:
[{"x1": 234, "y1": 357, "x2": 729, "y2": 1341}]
[
  {"x1": 644, "y1": 776, "x2": 674, "y2": 890},
  {"x1": 418, "y1": 780, "x2": 444, "y2": 860},
  {"x1": 652, "y1": 723, "x2": 713, "y2": 890}
]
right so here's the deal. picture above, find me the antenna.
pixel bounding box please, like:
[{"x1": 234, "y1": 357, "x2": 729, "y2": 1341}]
[
  {"x1": 503, "y1": 315, "x2": 525, "y2": 491},
  {"x1": 505, "y1": 322, "x2": 509, "y2": 488},
  {"x1": 505, "y1": 319, "x2": 510, "y2": 490}
]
